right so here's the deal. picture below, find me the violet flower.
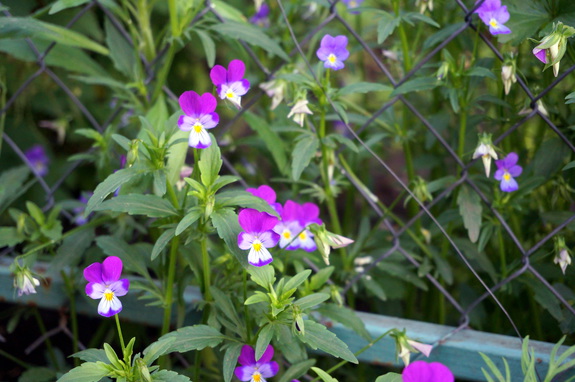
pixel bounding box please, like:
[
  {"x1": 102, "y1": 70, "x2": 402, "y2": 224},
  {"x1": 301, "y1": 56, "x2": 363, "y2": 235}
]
[
  {"x1": 24, "y1": 145, "x2": 49, "y2": 177},
  {"x1": 210, "y1": 59, "x2": 250, "y2": 109},
  {"x1": 234, "y1": 345, "x2": 279, "y2": 382},
  {"x1": 246, "y1": 185, "x2": 282, "y2": 214},
  {"x1": 402, "y1": 361, "x2": 454, "y2": 382},
  {"x1": 274, "y1": 200, "x2": 322, "y2": 252},
  {"x1": 237, "y1": 208, "x2": 280, "y2": 267},
  {"x1": 73, "y1": 192, "x2": 93, "y2": 226},
  {"x1": 474, "y1": 0, "x2": 511, "y2": 35},
  {"x1": 342, "y1": 0, "x2": 363, "y2": 13},
  {"x1": 494, "y1": 152, "x2": 522, "y2": 192},
  {"x1": 84, "y1": 256, "x2": 130, "y2": 317},
  {"x1": 250, "y1": 3, "x2": 270, "y2": 27},
  {"x1": 316, "y1": 34, "x2": 350, "y2": 71},
  {"x1": 178, "y1": 91, "x2": 219, "y2": 149}
]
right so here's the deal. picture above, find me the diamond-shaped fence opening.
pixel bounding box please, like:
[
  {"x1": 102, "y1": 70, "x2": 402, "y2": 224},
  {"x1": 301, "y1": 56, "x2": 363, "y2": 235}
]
[{"x1": 1, "y1": 0, "x2": 575, "y2": 379}]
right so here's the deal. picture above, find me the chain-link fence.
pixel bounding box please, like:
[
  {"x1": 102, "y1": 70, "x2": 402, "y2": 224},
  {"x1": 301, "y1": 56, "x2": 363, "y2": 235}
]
[{"x1": 1, "y1": 0, "x2": 575, "y2": 379}]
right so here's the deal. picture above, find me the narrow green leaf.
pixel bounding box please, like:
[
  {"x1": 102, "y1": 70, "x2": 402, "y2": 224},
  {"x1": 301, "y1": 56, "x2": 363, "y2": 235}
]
[
  {"x1": 256, "y1": 324, "x2": 275, "y2": 360},
  {"x1": 277, "y1": 359, "x2": 316, "y2": 382},
  {"x1": 86, "y1": 167, "x2": 147, "y2": 215},
  {"x1": 402, "y1": 12, "x2": 440, "y2": 27},
  {"x1": 338, "y1": 82, "x2": 393, "y2": 96},
  {"x1": 159, "y1": 325, "x2": 225, "y2": 353},
  {"x1": 248, "y1": 265, "x2": 276, "y2": 289},
  {"x1": 195, "y1": 29, "x2": 216, "y2": 67},
  {"x1": 244, "y1": 112, "x2": 289, "y2": 175},
  {"x1": 284, "y1": 270, "x2": 312, "y2": 292},
  {"x1": 211, "y1": 208, "x2": 248, "y2": 267},
  {"x1": 391, "y1": 77, "x2": 439, "y2": 96},
  {"x1": 199, "y1": 139, "x2": 222, "y2": 188},
  {"x1": 175, "y1": 207, "x2": 202, "y2": 235},
  {"x1": 96, "y1": 194, "x2": 178, "y2": 218},
  {"x1": 311, "y1": 367, "x2": 339, "y2": 382},
  {"x1": 95, "y1": 236, "x2": 150, "y2": 277},
  {"x1": 223, "y1": 343, "x2": 243, "y2": 382},
  {"x1": 151, "y1": 228, "x2": 176, "y2": 261},
  {"x1": 301, "y1": 321, "x2": 357, "y2": 363},
  {"x1": 70, "y1": 349, "x2": 109, "y2": 364},
  {"x1": 151, "y1": 370, "x2": 191, "y2": 382},
  {"x1": 316, "y1": 304, "x2": 371, "y2": 341},
  {"x1": 457, "y1": 186, "x2": 482, "y2": 243},
  {"x1": 49, "y1": 0, "x2": 91, "y2": 14},
  {"x1": 104, "y1": 17, "x2": 135, "y2": 77},
  {"x1": 377, "y1": 12, "x2": 400, "y2": 44},
  {"x1": 143, "y1": 337, "x2": 176, "y2": 366},
  {"x1": 465, "y1": 67, "x2": 497, "y2": 80},
  {"x1": 56, "y1": 362, "x2": 110, "y2": 382},
  {"x1": 295, "y1": 293, "x2": 330, "y2": 310},
  {"x1": 375, "y1": 373, "x2": 402, "y2": 382},
  {"x1": 216, "y1": 190, "x2": 279, "y2": 217},
  {"x1": 213, "y1": 21, "x2": 289, "y2": 60},
  {"x1": 292, "y1": 135, "x2": 319, "y2": 181}
]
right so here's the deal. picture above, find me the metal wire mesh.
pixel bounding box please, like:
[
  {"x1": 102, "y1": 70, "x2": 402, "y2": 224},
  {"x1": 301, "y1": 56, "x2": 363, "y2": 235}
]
[{"x1": 1, "y1": 0, "x2": 575, "y2": 371}]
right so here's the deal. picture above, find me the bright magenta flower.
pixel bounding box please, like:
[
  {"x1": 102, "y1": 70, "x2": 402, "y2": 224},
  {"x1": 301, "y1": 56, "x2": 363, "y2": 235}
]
[
  {"x1": 178, "y1": 91, "x2": 219, "y2": 149},
  {"x1": 402, "y1": 361, "x2": 454, "y2": 382},
  {"x1": 210, "y1": 59, "x2": 250, "y2": 109},
  {"x1": 234, "y1": 345, "x2": 279, "y2": 381},
  {"x1": 84, "y1": 256, "x2": 130, "y2": 317}
]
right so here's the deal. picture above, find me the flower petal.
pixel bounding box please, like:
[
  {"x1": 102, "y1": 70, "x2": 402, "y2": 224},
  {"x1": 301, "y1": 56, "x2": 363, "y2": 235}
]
[
  {"x1": 98, "y1": 294, "x2": 123, "y2": 317},
  {"x1": 533, "y1": 48, "x2": 547, "y2": 63},
  {"x1": 86, "y1": 282, "x2": 105, "y2": 299},
  {"x1": 83, "y1": 262, "x2": 103, "y2": 284},
  {"x1": 402, "y1": 361, "x2": 454, "y2": 382},
  {"x1": 101, "y1": 256, "x2": 123, "y2": 284},
  {"x1": 503, "y1": 152, "x2": 518, "y2": 168},
  {"x1": 258, "y1": 345, "x2": 275, "y2": 363},
  {"x1": 248, "y1": 245, "x2": 273, "y2": 267},
  {"x1": 199, "y1": 113, "x2": 219, "y2": 130},
  {"x1": 227, "y1": 59, "x2": 246, "y2": 82},
  {"x1": 109, "y1": 278, "x2": 130, "y2": 297},
  {"x1": 500, "y1": 177, "x2": 518, "y2": 192},
  {"x1": 508, "y1": 164, "x2": 522, "y2": 177},
  {"x1": 494, "y1": 168, "x2": 505, "y2": 180},
  {"x1": 238, "y1": 232, "x2": 255, "y2": 250},
  {"x1": 259, "y1": 230, "x2": 280, "y2": 248},
  {"x1": 234, "y1": 365, "x2": 256, "y2": 381},
  {"x1": 196, "y1": 129, "x2": 212, "y2": 149},
  {"x1": 199, "y1": 92, "x2": 217, "y2": 114},
  {"x1": 179, "y1": 91, "x2": 201, "y2": 117},
  {"x1": 259, "y1": 361, "x2": 279, "y2": 378},
  {"x1": 238, "y1": 208, "x2": 279, "y2": 233},
  {"x1": 210, "y1": 65, "x2": 227, "y2": 86},
  {"x1": 238, "y1": 345, "x2": 256, "y2": 366}
]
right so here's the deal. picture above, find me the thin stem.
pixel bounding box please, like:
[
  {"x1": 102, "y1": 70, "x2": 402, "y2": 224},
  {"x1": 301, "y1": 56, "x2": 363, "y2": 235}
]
[
  {"x1": 498, "y1": 224, "x2": 507, "y2": 278},
  {"x1": 0, "y1": 349, "x2": 30, "y2": 369},
  {"x1": 61, "y1": 271, "x2": 80, "y2": 366},
  {"x1": 33, "y1": 307, "x2": 59, "y2": 370},
  {"x1": 161, "y1": 236, "x2": 180, "y2": 337},
  {"x1": 137, "y1": 0, "x2": 156, "y2": 61},
  {"x1": 395, "y1": 0, "x2": 412, "y2": 72},
  {"x1": 457, "y1": 96, "x2": 468, "y2": 159},
  {"x1": 114, "y1": 314, "x2": 126, "y2": 354},
  {"x1": 243, "y1": 269, "x2": 252, "y2": 343},
  {"x1": 201, "y1": 234, "x2": 211, "y2": 301},
  {"x1": 167, "y1": 0, "x2": 180, "y2": 38}
]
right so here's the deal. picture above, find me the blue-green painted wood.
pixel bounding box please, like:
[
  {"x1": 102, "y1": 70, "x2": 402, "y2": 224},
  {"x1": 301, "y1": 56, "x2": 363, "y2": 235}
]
[{"x1": 1, "y1": 264, "x2": 574, "y2": 381}]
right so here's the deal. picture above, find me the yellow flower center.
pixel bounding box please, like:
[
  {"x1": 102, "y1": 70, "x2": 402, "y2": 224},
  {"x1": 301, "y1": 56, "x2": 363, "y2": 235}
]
[
  {"x1": 252, "y1": 372, "x2": 262, "y2": 382},
  {"x1": 489, "y1": 19, "x2": 498, "y2": 28},
  {"x1": 226, "y1": 91, "x2": 235, "y2": 99},
  {"x1": 283, "y1": 231, "x2": 291, "y2": 239},
  {"x1": 327, "y1": 54, "x2": 336, "y2": 64},
  {"x1": 299, "y1": 232, "x2": 307, "y2": 241},
  {"x1": 253, "y1": 242, "x2": 262, "y2": 252},
  {"x1": 193, "y1": 123, "x2": 202, "y2": 133},
  {"x1": 349, "y1": 0, "x2": 357, "y2": 6},
  {"x1": 104, "y1": 291, "x2": 114, "y2": 301},
  {"x1": 503, "y1": 172, "x2": 511, "y2": 181}
]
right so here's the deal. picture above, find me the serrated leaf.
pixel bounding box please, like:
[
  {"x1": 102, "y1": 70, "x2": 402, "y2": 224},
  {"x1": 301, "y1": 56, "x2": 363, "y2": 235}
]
[
  {"x1": 292, "y1": 135, "x2": 319, "y2": 181},
  {"x1": 151, "y1": 370, "x2": 191, "y2": 382},
  {"x1": 223, "y1": 343, "x2": 243, "y2": 382},
  {"x1": 278, "y1": 359, "x2": 316, "y2": 382},
  {"x1": 0, "y1": 227, "x2": 25, "y2": 247},
  {"x1": 294, "y1": 293, "x2": 330, "y2": 310},
  {"x1": 57, "y1": 362, "x2": 110, "y2": 382},
  {"x1": 316, "y1": 304, "x2": 371, "y2": 341},
  {"x1": 159, "y1": 325, "x2": 225, "y2": 353},
  {"x1": 96, "y1": 194, "x2": 178, "y2": 218},
  {"x1": 300, "y1": 321, "x2": 357, "y2": 363},
  {"x1": 213, "y1": 21, "x2": 289, "y2": 60},
  {"x1": 175, "y1": 207, "x2": 202, "y2": 235},
  {"x1": 86, "y1": 167, "x2": 148, "y2": 215},
  {"x1": 338, "y1": 82, "x2": 393, "y2": 96},
  {"x1": 143, "y1": 337, "x2": 176, "y2": 366},
  {"x1": 377, "y1": 12, "x2": 400, "y2": 44},
  {"x1": 70, "y1": 349, "x2": 109, "y2": 364},
  {"x1": 391, "y1": 77, "x2": 439, "y2": 96},
  {"x1": 457, "y1": 186, "x2": 482, "y2": 243},
  {"x1": 0, "y1": 17, "x2": 109, "y2": 55},
  {"x1": 151, "y1": 228, "x2": 176, "y2": 261},
  {"x1": 195, "y1": 29, "x2": 216, "y2": 67}
]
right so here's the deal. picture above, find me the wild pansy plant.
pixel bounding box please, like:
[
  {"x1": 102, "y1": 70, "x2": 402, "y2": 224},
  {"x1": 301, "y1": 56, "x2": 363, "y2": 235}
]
[
  {"x1": 473, "y1": 0, "x2": 511, "y2": 35},
  {"x1": 237, "y1": 208, "x2": 280, "y2": 266},
  {"x1": 234, "y1": 345, "x2": 279, "y2": 382},
  {"x1": 83, "y1": 256, "x2": 130, "y2": 317},
  {"x1": 316, "y1": 34, "x2": 350, "y2": 71},
  {"x1": 210, "y1": 59, "x2": 250, "y2": 109},
  {"x1": 274, "y1": 200, "x2": 322, "y2": 252},
  {"x1": 532, "y1": 22, "x2": 575, "y2": 77},
  {"x1": 250, "y1": 3, "x2": 270, "y2": 27},
  {"x1": 177, "y1": 91, "x2": 219, "y2": 149},
  {"x1": 494, "y1": 152, "x2": 522, "y2": 192}
]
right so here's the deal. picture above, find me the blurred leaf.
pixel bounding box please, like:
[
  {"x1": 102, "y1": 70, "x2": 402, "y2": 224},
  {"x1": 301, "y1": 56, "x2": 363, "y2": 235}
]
[
  {"x1": 338, "y1": 82, "x2": 393, "y2": 96},
  {"x1": 49, "y1": 0, "x2": 91, "y2": 14},
  {"x1": 566, "y1": 91, "x2": 575, "y2": 105},
  {"x1": 71, "y1": 349, "x2": 109, "y2": 364},
  {"x1": 143, "y1": 337, "x2": 176, "y2": 366},
  {"x1": 295, "y1": 293, "x2": 330, "y2": 310},
  {"x1": 223, "y1": 343, "x2": 243, "y2": 382},
  {"x1": 278, "y1": 359, "x2": 316, "y2": 382},
  {"x1": 311, "y1": 367, "x2": 339, "y2": 382},
  {"x1": 453, "y1": 238, "x2": 497, "y2": 282},
  {"x1": 391, "y1": 77, "x2": 439, "y2": 96},
  {"x1": 316, "y1": 304, "x2": 371, "y2": 341},
  {"x1": 213, "y1": 21, "x2": 289, "y2": 60},
  {"x1": 195, "y1": 29, "x2": 216, "y2": 68},
  {"x1": 532, "y1": 138, "x2": 571, "y2": 178},
  {"x1": 423, "y1": 23, "x2": 466, "y2": 49},
  {"x1": 0, "y1": 227, "x2": 24, "y2": 247},
  {"x1": 563, "y1": 160, "x2": 575, "y2": 171},
  {"x1": 211, "y1": 208, "x2": 248, "y2": 267},
  {"x1": 377, "y1": 12, "x2": 400, "y2": 44},
  {"x1": 375, "y1": 374, "x2": 402, "y2": 382},
  {"x1": 300, "y1": 320, "x2": 358, "y2": 363},
  {"x1": 19, "y1": 367, "x2": 57, "y2": 382},
  {"x1": 198, "y1": 138, "x2": 222, "y2": 188},
  {"x1": 500, "y1": 0, "x2": 549, "y2": 44},
  {"x1": 96, "y1": 235, "x2": 150, "y2": 277},
  {"x1": 56, "y1": 361, "x2": 110, "y2": 382},
  {"x1": 0, "y1": 17, "x2": 109, "y2": 55},
  {"x1": 244, "y1": 112, "x2": 289, "y2": 176},
  {"x1": 402, "y1": 12, "x2": 440, "y2": 28},
  {"x1": 151, "y1": 228, "x2": 176, "y2": 261},
  {"x1": 457, "y1": 186, "x2": 482, "y2": 243},
  {"x1": 50, "y1": 228, "x2": 94, "y2": 275},
  {"x1": 150, "y1": 370, "x2": 191, "y2": 382},
  {"x1": 0, "y1": 166, "x2": 30, "y2": 215},
  {"x1": 86, "y1": 167, "x2": 149, "y2": 215},
  {"x1": 292, "y1": 134, "x2": 319, "y2": 181},
  {"x1": 159, "y1": 325, "x2": 225, "y2": 353},
  {"x1": 104, "y1": 18, "x2": 135, "y2": 77},
  {"x1": 96, "y1": 194, "x2": 178, "y2": 218},
  {"x1": 175, "y1": 207, "x2": 202, "y2": 235},
  {"x1": 216, "y1": 190, "x2": 278, "y2": 216},
  {"x1": 210, "y1": 0, "x2": 246, "y2": 22},
  {"x1": 465, "y1": 67, "x2": 497, "y2": 80}
]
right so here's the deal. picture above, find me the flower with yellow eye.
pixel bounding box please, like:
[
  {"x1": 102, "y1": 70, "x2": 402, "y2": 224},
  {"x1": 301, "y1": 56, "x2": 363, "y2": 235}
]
[
  {"x1": 210, "y1": 59, "x2": 250, "y2": 109},
  {"x1": 84, "y1": 256, "x2": 129, "y2": 317},
  {"x1": 316, "y1": 34, "x2": 349, "y2": 71}
]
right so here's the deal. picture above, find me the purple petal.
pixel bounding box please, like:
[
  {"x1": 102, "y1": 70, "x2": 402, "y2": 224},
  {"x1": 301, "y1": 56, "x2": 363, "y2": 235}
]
[
  {"x1": 178, "y1": 115, "x2": 194, "y2": 131},
  {"x1": 86, "y1": 282, "x2": 104, "y2": 299},
  {"x1": 332, "y1": 35, "x2": 348, "y2": 51},
  {"x1": 238, "y1": 232, "x2": 256, "y2": 250},
  {"x1": 300, "y1": 202, "x2": 321, "y2": 225},
  {"x1": 83, "y1": 262, "x2": 103, "y2": 283},
  {"x1": 503, "y1": 152, "x2": 518, "y2": 168},
  {"x1": 238, "y1": 209, "x2": 279, "y2": 233},
  {"x1": 493, "y1": 5, "x2": 509, "y2": 23},
  {"x1": 259, "y1": 361, "x2": 279, "y2": 378},
  {"x1": 298, "y1": 231, "x2": 317, "y2": 252},
  {"x1": 320, "y1": 34, "x2": 335, "y2": 49},
  {"x1": 101, "y1": 256, "x2": 123, "y2": 284},
  {"x1": 324, "y1": 59, "x2": 346, "y2": 71},
  {"x1": 494, "y1": 168, "x2": 505, "y2": 181},
  {"x1": 281, "y1": 200, "x2": 301, "y2": 221},
  {"x1": 238, "y1": 345, "x2": 256, "y2": 366},
  {"x1": 316, "y1": 46, "x2": 332, "y2": 61},
  {"x1": 490, "y1": 23, "x2": 511, "y2": 35},
  {"x1": 257, "y1": 345, "x2": 275, "y2": 363},
  {"x1": 109, "y1": 279, "x2": 130, "y2": 297},
  {"x1": 533, "y1": 48, "x2": 547, "y2": 63},
  {"x1": 500, "y1": 177, "x2": 518, "y2": 192},
  {"x1": 234, "y1": 365, "x2": 256, "y2": 381},
  {"x1": 227, "y1": 59, "x2": 246, "y2": 83},
  {"x1": 97, "y1": 295, "x2": 122, "y2": 317},
  {"x1": 179, "y1": 91, "x2": 201, "y2": 117},
  {"x1": 210, "y1": 65, "x2": 227, "y2": 86},
  {"x1": 508, "y1": 165, "x2": 522, "y2": 177},
  {"x1": 248, "y1": 246, "x2": 273, "y2": 266},
  {"x1": 402, "y1": 361, "x2": 454, "y2": 382},
  {"x1": 199, "y1": 93, "x2": 217, "y2": 114},
  {"x1": 247, "y1": 185, "x2": 277, "y2": 204},
  {"x1": 199, "y1": 113, "x2": 219, "y2": 130},
  {"x1": 230, "y1": 79, "x2": 250, "y2": 97}
]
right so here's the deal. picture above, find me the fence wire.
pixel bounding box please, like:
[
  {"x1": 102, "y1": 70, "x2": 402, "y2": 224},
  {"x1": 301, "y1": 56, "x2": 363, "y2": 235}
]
[{"x1": 1, "y1": 0, "x2": 575, "y2": 375}]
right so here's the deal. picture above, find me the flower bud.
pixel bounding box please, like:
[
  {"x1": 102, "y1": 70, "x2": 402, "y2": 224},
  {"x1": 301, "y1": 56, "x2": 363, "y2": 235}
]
[
  {"x1": 472, "y1": 133, "x2": 498, "y2": 178},
  {"x1": 501, "y1": 61, "x2": 516, "y2": 95},
  {"x1": 11, "y1": 262, "x2": 40, "y2": 297},
  {"x1": 392, "y1": 330, "x2": 433, "y2": 366},
  {"x1": 554, "y1": 236, "x2": 571, "y2": 275},
  {"x1": 532, "y1": 22, "x2": 575, "y2": 77},
  {"x1": 287, "y1": 98, "x2": 313, "y2": 127}
]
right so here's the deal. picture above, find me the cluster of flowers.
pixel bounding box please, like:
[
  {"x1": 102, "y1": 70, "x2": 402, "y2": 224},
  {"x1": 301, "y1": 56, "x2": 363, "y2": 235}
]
[{"x1": 237, "y1": 185, "x2": 324, "y2": 267}]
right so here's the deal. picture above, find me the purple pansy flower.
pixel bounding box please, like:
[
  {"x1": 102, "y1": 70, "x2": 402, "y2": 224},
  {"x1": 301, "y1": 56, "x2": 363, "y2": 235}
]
[
  {"x1": 210, "y1": 59, "x2": 250, "y2": 110},
  {"x1": 316, "y1": 34, "x2": 350, "y2": 71},
  {"x1": 83, "y1": 256, "x2": 130, "y2": 317},
  {"x1": 342, "y1": 0, "x2": 364, "y2": 13},
  {"x1": 246, "y1": 185, "x2": 282, "y2": 214},
  {"x1": 73, "y1": 192, "x2": 93, "y2": 226},
  {"x1": 274, "y1": 200, "x2": 322, "y2": 252},
  {"x1": 234, "y1": 345, "x2": 279, "y2": 382},
  {"x1": 178, "y1": 91, "x2": 219, "y2": 149},
  {"x1": 24, "y1": 145, "x2": 49, "y2": 177},
  {"x1": 250, "y1": 4, "x2": 270, "y2": 27},
  {"x1": 474, "y1": 0, "x2": 511, "y2": 35},
  {"x1": 494, "y1": 152, "x2": 522, "y2": 192},
  {"x1": 238, "y1": 209, "x2": 280, "y2": 267},
  {"x1": 402, "y1": 361, "x2": 454, "y2": 382}
]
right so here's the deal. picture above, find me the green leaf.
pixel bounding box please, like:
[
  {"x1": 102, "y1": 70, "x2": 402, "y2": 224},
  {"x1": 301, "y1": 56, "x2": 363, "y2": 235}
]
[
  {"x1": 216, "y1": 190, "x2": 279, "y2": 217},
  {"x1": 0, "y1": 17, "x2": 109, "y2": 55},
  {"x1": 566, "y1": 91, "x2": 575, "y2": 105},
  {"x1": 256, "y1": 324, "x2": 275, "y2": 360},
  {"x1": 391, "y1": 77, "x2": 439, "y2": 96},
  {"x1": 244, "y1": 112, "x2": 289, "y2": 175},
  {"x1": 210, "y1": 0, "x2": 247, "y2": 22},
  {"x1": 151, "y1": 370, "x2": 192, "y2": 382},
  {"x1": 19, "y1": 367, "x2": 57, "y2": 382},
  {"x1": 465, "y1": 67, "x2": 497, "y2": 80},
  {"x1": 199, "y1": 139, "x2": 222, "y2": 188},
  {"x1": 50, "y1": 228, "x2": 94, "y2": 275},
  {"x1": 402, "y1": 12, "x2": 440, "y2": 28},
  {"x1": 104, "y1": 18, "x2": 135, "y2": 77},
  {"x1": 211, "y1": 287, "x2": 243, "y2": 330},
  {"x1": 300, "y1": 321, "x2": 357, "y2": 363},
  {"x1": 316, "y1": 304, "x2": 371, "y2": 341},
  {"x1": 283, "y1": 270, "x2": 312, "y2": 292},
  {"x1": 338, "y1": 82, "x2": 393, "y2": 97},
  {"x1": 159, "y1": 325, "x2": 225, "y2": 353},
  {"x1": 292, "y1": 135, "x2": 319, "y2": 181},
  {"x1": 278, "y1": 359, "x2": 316, "y2": 382},
  {"x1": 248, "y1": 265, "x2": 276, "y2": 289},
  {"x1": 500, "y1": 0, "x2": 550, "y2": 45},
  {"x1": 311, "y1": 367, "x2": 339, "y2": 382},
  {"x1": 211, "y1": 208, "x2": 248, "y2": 267},
  {"x1": 70, "y1": 349, "x2": 109, "y2": 364},
  {"x1": 423, "y1": 23, "x2": 466, "y2": 49},
  {"x1": 57, "y1": 362, "x2": 110, "y2": 382},
  {"x1": 213, "y1": 21, "x2": 289, "y2": 60},
  {"x1": 151, "y1": 228, "x2": 176, "y2": 261},
  {"x1": 532, "y1": 138, "x2": 571, "y2": 178},
  {"x1": 143, "y1": 337, "x2": 176, "y2": 366},
  {"x1": 195, "y1": 29, "x2": 216, "y2": 67},
  {"x1": 86, "y1": 167, "x2": 148, "y2": 215},
  {"x1": 377, "y1": 12, "x2": 400, "y2": 44},
  {"x1": 244, "y1": 291, "x2": 270, "y2": 305},
  {"x1": 295, "y1": 293, "x2": 330, "y2": 310},
  {"x1": 175, "y1": 207, "x2": 202, "y2": 235},
  {"x1": 375, "y1": 373, "x2": 403, "y2": 382},
  {"x1": 49, "y1": 0, "x2": 91, "y2": 14},
  {"x1": 457, "y1": 186, "x2": 482, "y2": 243},
  {"x1": 309, "y1": 266, "x2": 334, "y2": 291},
  {"x1": 0, "y1": 166, "x2": 30, "y2": 214},
  {"x1": 223, "y1": 343, "x2": 243, "y2": 382},
  {"x1": 96, "y1": 194, "x2": 178, "y2": 218},
  {"x1": 563, "y1": 160, "x2": 575, "y2": 171},
  {"x1": 0, "y1": 227, "x2": 24, "y2": 247},
  {"x1": 95, "y1": 236, "x2": 149, "y2": 277}
]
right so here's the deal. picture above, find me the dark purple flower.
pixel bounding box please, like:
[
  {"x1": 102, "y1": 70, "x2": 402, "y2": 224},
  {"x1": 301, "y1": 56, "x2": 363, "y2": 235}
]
[
  {"x1": 73, "y1": 192, "x2": 93, "y2": 226},
  {"x1": 210, "y1": 60, "x2": 250, "y2": 109},
  {"x1": 402, "y1": 361, "x2": 454, "y2": 382},
  {"x1": 84, "y1": 256, "x2": 130, "y2": 317},
  {"x1": 494, "y1": 152, "x2": 522, "y2": 192},
  {"x1": 316, "y1": 34, "x2": 350, "y2": 71},
  {"x1": 273, "y1": 200, "x2": 322, "y2": 252},
  {"x1": 24, "y1": 145, "x2": 49, "y2": 177},
  {"x1": 246, "y1": 185, "x2": 282, "y2": 214},
  {"x1": 250, "y1": 4, "x2": 270, "y2": 27},
  {"x1": 178, "y1": 91, "x2": 219, "y2": 149},
  {"x1": 474, "y1": 0, "x2": 511, "y2": 35},
  {"x1": 234, "y1": 345, "x2": 279, "y2": 382},
  {"x1": 237, "y1": 209, "x2": 280, "y2": 266}
]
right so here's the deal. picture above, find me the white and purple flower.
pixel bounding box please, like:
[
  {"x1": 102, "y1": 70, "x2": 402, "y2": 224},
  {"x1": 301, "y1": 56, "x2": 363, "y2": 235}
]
[
  {"x1": 234, "y1": 345, "x2": 279, "y2": 382},
  {"x1": 84, "y1": 256, "x2": 130, "y2": 317},
  {"x1": 494, "y1": 152, "x2": 522, "y2": 192},
  {"x1": 13, "y1": 266, "x2": 40, "y2": 297},
  {"x1": 474, "y1": 0, "x2": 511, "y2": 35},
  {"x1": 402, "y1": 361, "x2": 454, "y2": 382},
  {"x1": 210, "y1": 59, "x2": 250, "y2": 109},
  {"x1": 316, "y1": 34, "x2": 350, "y2": 71},
  {"x1": 246, "y1": 185, "x2": 283, "y2": 214},
  {"x1": 24, "y1": 145, "x2": 49, "y2": 177},
  {"x1": 178, "y1": 91, "x2": 219, "y2": 149},
  {"x1": 237, "y1": 209, "x2": 280, "y2": 267},
  {"x1": 342, "y1": 0, "x2": 364, "y2": 13},
  {"x1": 274, "y1": 200, "x2": 322, "y2": 252}
]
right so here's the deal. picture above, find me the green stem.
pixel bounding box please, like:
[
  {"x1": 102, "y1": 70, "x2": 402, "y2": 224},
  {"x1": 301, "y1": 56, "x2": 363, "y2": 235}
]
[
  {"x1": 33, "y1": 307, "x2": 59, "y2": 370},
  {"x1": 137, "y1": 0, "x2": 156, "y2": 61},
  {"x1": 458, "y1": 100, "x2": 468, "y2": 159},
  {"x1": 152, "y1": 44, "x2": 176, "y2": 102},
  {"x1": 498, "y1": 224, "x2": 507, "y2": 278},
  {"x1": 395, "y1": 0, "x2": 412, "y2": 72},
  {"x1": 201, "y1": 234, "x2": 211, "y2": 301},
  {"x1": 167, "y1": 0, "x2": 180, "y2": 38},
  {"x1": 0, "y1": 349, "x2": 30, "y2": 369},
  {"x1": 61, "y1": 271, "x2": 80, "y2": 366},
  {"x1": 161, "y1": 236, "x2": 180, "y2": 337},
  {"x1": 243, "y1": 270, "x2": 252, "y2": 343},
  {"x1": 114, "y1": 314, "x2": 126, "y2": 354}
]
